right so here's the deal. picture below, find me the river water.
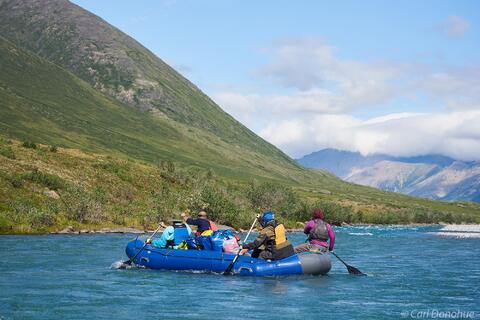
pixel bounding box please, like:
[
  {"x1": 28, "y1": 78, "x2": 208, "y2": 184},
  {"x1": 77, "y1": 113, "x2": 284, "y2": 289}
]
[{"x1": 0, "y1": 225, "x2": 479, "y2": 320}]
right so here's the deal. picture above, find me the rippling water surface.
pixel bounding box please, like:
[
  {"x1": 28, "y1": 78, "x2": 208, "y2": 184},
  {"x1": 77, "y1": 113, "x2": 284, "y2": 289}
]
[{"x1": 1, "y1": 225, "x2": 479, "y2": 320}]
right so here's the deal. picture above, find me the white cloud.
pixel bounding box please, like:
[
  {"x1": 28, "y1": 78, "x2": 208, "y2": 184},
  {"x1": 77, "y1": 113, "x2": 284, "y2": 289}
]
[
  {"x1": 216, "y1": 38, "x2": 479, "y2": 117},
  {"x1": 441, "y1": 16, "x2": 470, "y2": 38},
  {"x1": 362, "y1": 112, "x2": 425, "y2": 125},
  {"x1": 256, "y1": 38, "x2": 399, "y2": 113},
  {"x1": 258, "y1": 111, "x2": 480, "y2": 160},
  {"x1": 211, "y1": 37, "x2": 480, "y2": 160},
  {"x1": 416, "y1": 66, "x2": 480, "y2": 110}
]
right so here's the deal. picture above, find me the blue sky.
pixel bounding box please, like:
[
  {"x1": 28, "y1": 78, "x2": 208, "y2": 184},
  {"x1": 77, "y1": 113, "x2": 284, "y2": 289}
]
[{"x1": 73, "y1": 0, "x2": 480, "y2": 160}]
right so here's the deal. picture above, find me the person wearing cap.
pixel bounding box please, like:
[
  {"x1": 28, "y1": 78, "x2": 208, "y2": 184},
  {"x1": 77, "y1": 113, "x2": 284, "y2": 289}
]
[
  {"x1": 181, "y1": 210, "x2": 217, "y2": 236},
  {"x1": 294, "y1": 208, "x2": 335, "y2": 253},
  {"x1": 239, "y1": 211, "x2": 295, "y2": 260}
]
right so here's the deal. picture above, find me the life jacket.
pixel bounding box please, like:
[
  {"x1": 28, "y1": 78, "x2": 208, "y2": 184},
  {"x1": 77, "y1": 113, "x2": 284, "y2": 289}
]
[
  {"x1": 308, "y1": 219, "x2": 329, "y2": 242},
  {"x1": 200, "y1": 230, "x2": 213, "y2": 236},
  {"x1": 274, "y1": 223, "x2": 287, "y2": 246},
  {"x1": 270, "y1": 222, "x2": 294, "y2": 260},
  {"x1": 165, "y1": 224, "x2": 190, "y2": 247}
]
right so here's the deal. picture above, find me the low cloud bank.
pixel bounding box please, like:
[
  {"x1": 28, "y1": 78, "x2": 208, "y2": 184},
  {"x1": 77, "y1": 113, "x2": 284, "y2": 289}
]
[
  {"x1": 212, "y1": 36, "x2": 480, "y2": 160},
  {"x1": 259, "y1": 111, "x2": 480, "y2": 160}
]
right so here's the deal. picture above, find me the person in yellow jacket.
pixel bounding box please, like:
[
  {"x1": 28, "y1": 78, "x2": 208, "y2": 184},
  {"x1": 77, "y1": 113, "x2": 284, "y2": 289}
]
[{"x1": 239, "y1": 211, "x2": 295, "y2": 260}]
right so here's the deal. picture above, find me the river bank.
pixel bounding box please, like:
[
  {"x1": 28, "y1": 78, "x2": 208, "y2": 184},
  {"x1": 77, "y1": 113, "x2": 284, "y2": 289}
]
[{"x1": 3, "y1": 223, "x2": 479, "y2": 236}]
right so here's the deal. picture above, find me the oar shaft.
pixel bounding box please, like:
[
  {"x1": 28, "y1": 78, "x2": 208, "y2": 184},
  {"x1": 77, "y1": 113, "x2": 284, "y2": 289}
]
[
  {"x1": 223, "y1": 215, "x2": 257, "y2": 275},
  {"x1": 242, "y1": 217, "x2": 258, "y2": 245},
  {"x1": 331, "y1": 252, "x2": 347, "y2": 266},
  {"x1": 128, "y1": 224, "x2": 163, "y2": 264},
  {"x1": 331, "y1": 251, "x2": 365, "y2": 275},
  {"x1": 231, "y1": 218, "x2": 257, "y2": 264}
]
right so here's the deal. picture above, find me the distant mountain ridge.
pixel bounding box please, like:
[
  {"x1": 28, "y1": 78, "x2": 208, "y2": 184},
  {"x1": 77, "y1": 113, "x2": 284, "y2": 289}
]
[{"x1": 297, "y1": 149, "x2": 480, "y2": 202}]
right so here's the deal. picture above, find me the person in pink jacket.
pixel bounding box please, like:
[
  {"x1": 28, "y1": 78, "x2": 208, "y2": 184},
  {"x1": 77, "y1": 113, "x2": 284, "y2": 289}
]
[{"x1": 294, "y1": 208, "x2": 335, "y2": 253}]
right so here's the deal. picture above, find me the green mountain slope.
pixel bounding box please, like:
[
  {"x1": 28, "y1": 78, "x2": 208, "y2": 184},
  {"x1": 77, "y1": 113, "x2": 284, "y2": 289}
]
[
  {"x1": 0, "y1": 35, "x2": 313, "y2": 182},
  {"x1": 0, "y1": 0, "x2": 291, "y2": 162}
]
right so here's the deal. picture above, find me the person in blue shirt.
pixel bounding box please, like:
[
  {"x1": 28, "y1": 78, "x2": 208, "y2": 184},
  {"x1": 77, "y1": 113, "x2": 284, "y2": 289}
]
[{"x1": 146, "y1": 220, "x2": 192, "y2": 249}]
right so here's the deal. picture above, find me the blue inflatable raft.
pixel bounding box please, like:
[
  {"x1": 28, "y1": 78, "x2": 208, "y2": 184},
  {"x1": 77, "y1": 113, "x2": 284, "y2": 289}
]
[{"x1": 125, "y1": 238, "x2": 332, "y2": 276}]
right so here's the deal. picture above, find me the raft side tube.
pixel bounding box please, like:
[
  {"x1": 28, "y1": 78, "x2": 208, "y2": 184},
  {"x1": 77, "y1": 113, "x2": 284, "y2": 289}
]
[{"x1": 298, "y1": 253, "x2": 332, "y2": 275}]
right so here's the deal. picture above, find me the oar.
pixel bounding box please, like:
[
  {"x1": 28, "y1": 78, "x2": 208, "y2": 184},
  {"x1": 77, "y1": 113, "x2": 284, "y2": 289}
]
[
  {"x1": 330, "y1": 251, "x2": 366, "y2": 276},
  {"x1": 119, "y1": 224, "x2": 163, "y2": 269},
  {"x1": 223, "y1": 216, "x2": 257, "y2": 275}
]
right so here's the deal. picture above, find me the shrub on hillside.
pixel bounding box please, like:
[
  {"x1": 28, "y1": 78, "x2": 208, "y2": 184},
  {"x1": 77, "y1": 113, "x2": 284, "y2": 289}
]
[
  {"x1": 158, "y1": 160, "x2": 175, "y2": 173},
  {"x1": 22, "y1": 169, "x2": 64, "y2": 190},
  {"x1": 62, "y1": 185, "x2": 106, "y2": 223},
  {"x1": 29, "y1": 207, "x2": 56, "y2": 228},
  {"x1": 0, "y1": 146, "x2": 15, "y2": 159},
  {"x1": 114, "y1": 184, "x2": 136, "y2": 201},
  {"x1": 246, "y1": 181, "x2": 299, "y2": 216},
  {"x1": 0, "y1": 215, "x2": 12, "y2": 233},
  {"x1": 199, "y1": 185, "x2": 239, "y2": 225},
  {"x1": 6, "y1": 174, "x2": 24, "y2": 188},
  {"x1": 149, "y1": 182, "x2": 182, "y2": 221},
  {"x1": 49, "y1": 145, "x2": 58, "y2": 152},
  {"x1": 288, "y1": 201, "x2": 312, "y2": 223},
  {"x1": 3, "y1": 201, "x2": 56, "y2": 229},
  {"x1": 313, "y1": 201, "x2": 355, "y2": 225},
  {"x1": 93, "y1": 160, "x2": 132, "y2": 182},
  {"x1": 0, "y1": 138, "x2": 12, "y2": 145},
  {"x1": 22, "y1": 141, "x2": 37, "y2": 149}
]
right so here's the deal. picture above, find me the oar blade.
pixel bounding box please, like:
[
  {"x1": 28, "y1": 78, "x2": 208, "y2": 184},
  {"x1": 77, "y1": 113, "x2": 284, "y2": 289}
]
[
  {"x1": 346, "y1": 264, "x2": 366, "y2": 276},
  {"x1": 223, "y1": 258, "x2": 237, "y2": 275},
  {"x1": 223, "y1": 268, "x2": 234, "y2": 276}
]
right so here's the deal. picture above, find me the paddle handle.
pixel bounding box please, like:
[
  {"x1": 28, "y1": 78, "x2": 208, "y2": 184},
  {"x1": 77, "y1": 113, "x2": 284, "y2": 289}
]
[
  {"x1": 129, "y1": 224, "x2": 163, "y2": 264},
  {"x1": 242, "y1": 216, "x2": 258, "y2": 245}
]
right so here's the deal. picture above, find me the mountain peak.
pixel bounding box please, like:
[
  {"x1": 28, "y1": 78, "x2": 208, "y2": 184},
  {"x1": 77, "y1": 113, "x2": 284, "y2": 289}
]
[
  {"x1": 0, "y1": 0, "x2": 296, "y2": 163},
  {"x1": 0, "y1": 0, "x2": 176, "y2": 111}
]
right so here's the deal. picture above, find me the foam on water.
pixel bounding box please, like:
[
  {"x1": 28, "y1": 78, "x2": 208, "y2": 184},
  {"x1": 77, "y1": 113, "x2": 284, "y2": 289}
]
[
  {"x1": 348, "y1": 232, "x2": 373, "y2": 236},
  {"x1": 439, "y1": 224, "x2": 480, "y2": 232},
  {"x1": 431, "y1": 232, "x2": 480, "y2": 239},
  {"x1": 429, "y1": 224, "x2": 480, "y2": 238},
  {"x1": 110, "y1": 260, "x2": 128, "y2": 269}
]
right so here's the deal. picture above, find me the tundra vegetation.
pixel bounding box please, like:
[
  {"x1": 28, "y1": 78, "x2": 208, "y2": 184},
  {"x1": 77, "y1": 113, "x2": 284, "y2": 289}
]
[{"x1": 0, "y1": 138, "x2": 478, "y2": 234}]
